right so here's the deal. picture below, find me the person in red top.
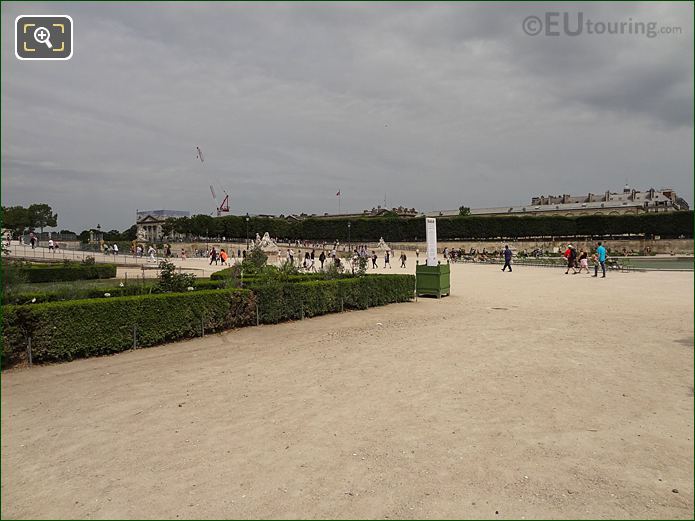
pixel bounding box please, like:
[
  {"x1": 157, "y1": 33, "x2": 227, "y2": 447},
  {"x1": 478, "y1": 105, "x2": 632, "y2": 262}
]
[
  {"x1": 219, "y1": 249, "x2": 229, "y2": 266},
  {"x1": 564, "y1": 244, "x2": 578, "y2": 274}
]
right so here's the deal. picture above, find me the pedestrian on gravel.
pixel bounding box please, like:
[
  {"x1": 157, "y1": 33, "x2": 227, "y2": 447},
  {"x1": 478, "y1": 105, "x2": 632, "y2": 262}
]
[{"x1": 502, "y1": 245, "x2": 513, "y2": 272}]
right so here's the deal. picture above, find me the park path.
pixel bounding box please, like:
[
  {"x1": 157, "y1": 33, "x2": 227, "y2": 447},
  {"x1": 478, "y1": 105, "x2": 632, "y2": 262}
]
[{"x1": 2, "y1": 263, "x2": 693, "y2": 519}]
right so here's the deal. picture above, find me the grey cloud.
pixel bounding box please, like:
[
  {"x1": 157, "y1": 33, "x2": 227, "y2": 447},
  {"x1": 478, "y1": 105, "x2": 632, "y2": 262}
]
[{"x1": 1, "y1": 2, "x2": 692, "y2": 232}]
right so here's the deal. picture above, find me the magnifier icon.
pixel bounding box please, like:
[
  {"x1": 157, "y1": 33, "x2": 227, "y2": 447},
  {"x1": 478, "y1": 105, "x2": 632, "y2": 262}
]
[{"x1": 33, "y1": 26, "x2": 53, "y2": 49}]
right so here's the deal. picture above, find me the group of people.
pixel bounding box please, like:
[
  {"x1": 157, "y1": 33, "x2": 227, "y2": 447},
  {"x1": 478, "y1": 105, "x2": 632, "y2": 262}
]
[
  {"x1": 275, "y1": 246, "x2": 411, "y2": 273},
  {"x1": 102, "y1": 243, "x2": 119, "y2": 255},
  {"x1": 499, "y1": 242, "x2": 609, "y2": 277},
  {"x1": 208, "y1": 247, "x2": 235, "y2": 266},
  {"x1": 283, "y1": 248, "x2": 330, "y2": 271},
  {"x1": 443, "y1": 247, "x2": 494, "y2": 263},
  {"x1": 563, "y1": 242, "x2": 608, "y2": 277}
]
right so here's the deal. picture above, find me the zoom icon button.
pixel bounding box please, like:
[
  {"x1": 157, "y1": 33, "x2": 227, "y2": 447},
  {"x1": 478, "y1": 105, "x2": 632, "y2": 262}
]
[{"x1": 16, "y1": 15, "x2": 73, "y2": 60}]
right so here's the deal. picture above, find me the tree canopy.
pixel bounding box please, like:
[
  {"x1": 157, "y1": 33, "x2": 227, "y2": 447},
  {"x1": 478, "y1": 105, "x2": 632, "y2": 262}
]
[{"x1": 1, "y1": 203, "x2": 57, "y2": 234}]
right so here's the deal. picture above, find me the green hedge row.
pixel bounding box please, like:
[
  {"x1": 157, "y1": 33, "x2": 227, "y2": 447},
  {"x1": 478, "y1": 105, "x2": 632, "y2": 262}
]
[
  {"x1": 210, "y1": 268, "x2": 333, "y2": 283},
  {"x1": 3, "y1": 278, "x2": 225, "y2": 305},
  {"x1": 2, "y1": 289, "x2": 256, "y2": 365},
  {"x1": 167, "y1": 211, "x2": 693, "y2": 241},
  {"x1": 2, "y1": 275, "x2": 415, "y2": 367},
  {"x1": 247, "y1": 274, "x2": 415, "y2": 324},
  {"x1": 20, "y1": 263, "x2": 117, "y2": 283}
]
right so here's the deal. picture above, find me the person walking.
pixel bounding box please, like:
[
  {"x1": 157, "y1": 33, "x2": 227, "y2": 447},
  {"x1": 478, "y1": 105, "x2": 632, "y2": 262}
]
[
  {"x1": 113, "y1": 243, "x2": 119, "y2": 256},
  {"x1": 415, "y1": 248, "x2": 419, "y2": 260},
  {"x1": 48, "y1": 238, "x2": 55, "y2": 252},
  {"x1": 577, "y1": 249, "x2": 589, "y2": 274},
  {"x1": 220, "y1": 248, "x2": 229, "y2": 266},
  {"x1": 384, "y1": 250, "x2": 391, "y2": 269},
  {"x1": 593, "y1": 241, "x2": 607, "y2": 278},
  {"x1": 29, "y1": 231, "x2": 37, "y2": 249},
  {"x1": 564, "y1": 244, "x2": 578, "y2": 274},
  {"x1": 148, "y1": 245, "x2": 157, "y2": 262},
  {"x1": 209, "y1": 247, "x2": 218, "y2": 266},
  {"x1": 371, "y1": 251, "x2": 378, "y2": 269},
  {"x1": 400, "y1": 251, "x2": 407, "y2": 268},
  {"x1": 310, "y1": 249, "x2": 316, "y2": 271},
  {"x1": 319, "y1": 250, "x2": 326, "y2": 270},
  {"x1": 501, "y1": 245, "x2": 513, "y2": 272},
  {"x1": 181, "y1": 248, "x2": 187, "y2": 260}
]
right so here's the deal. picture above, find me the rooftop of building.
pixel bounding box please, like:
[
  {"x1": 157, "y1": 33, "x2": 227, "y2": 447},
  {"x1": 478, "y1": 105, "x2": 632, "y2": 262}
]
[{"x1": 136, "y1": 210, "x2": 191, "y2": 221}]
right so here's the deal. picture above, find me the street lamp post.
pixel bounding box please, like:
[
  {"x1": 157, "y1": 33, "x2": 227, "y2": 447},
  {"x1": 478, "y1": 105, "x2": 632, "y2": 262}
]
[
  {"x1": 347, "y1": 221, "x2": 351, "y2": 252},
  {"x1": 245, "y1": 214, "x2": 250, "y2": 251},
  {"x1": 96, "y1": 224, "x2": 101, "y2": 253}
]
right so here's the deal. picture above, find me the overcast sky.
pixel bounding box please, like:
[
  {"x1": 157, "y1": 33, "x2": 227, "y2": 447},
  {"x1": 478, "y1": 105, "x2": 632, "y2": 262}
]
[{"x1": 2, "y1": 2, "x2": 692, "y2": 232}]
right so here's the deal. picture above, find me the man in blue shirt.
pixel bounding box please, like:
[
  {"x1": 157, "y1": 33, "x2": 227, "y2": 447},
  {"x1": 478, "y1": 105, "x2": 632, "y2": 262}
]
[
  {"x1": 593, "y1": 242, "x2": 607, "y2": 278},
  {"x1": 502, "y1": 245, "x2": 513, "y2": 272}
]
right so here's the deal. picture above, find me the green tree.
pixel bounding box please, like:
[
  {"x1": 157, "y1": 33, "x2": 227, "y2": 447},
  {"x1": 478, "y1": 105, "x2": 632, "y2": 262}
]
[
  {"x1": 121, "y1": 224, "x2": 138, "y2": 241},
  {"x1": 459, "y1": 206, "x2": 471, "y2": 216},
  {"x1": 78, "y1": 230, "x2": 91, "y2": 243},
  {"x1": 27, "y1": 204, "x2": 58, "y2": 234},
  {"x1": 1, "y1": 206, "x2": 31, "y2": 235},
  {"x1": 190, "y1": 214, "x2": 214, "y2": 238},
  {"x1": 103, "y1": 229, "x2": 122, "y2": 241},
  {"x1": 160, "y1": 218, "x2": 176, "y2": 239}
]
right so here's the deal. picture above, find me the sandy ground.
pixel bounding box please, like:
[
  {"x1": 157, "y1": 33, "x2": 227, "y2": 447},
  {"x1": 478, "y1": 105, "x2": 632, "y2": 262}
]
[{"x1": 1, "y1": 263, "x2": 693, "y2": 519}]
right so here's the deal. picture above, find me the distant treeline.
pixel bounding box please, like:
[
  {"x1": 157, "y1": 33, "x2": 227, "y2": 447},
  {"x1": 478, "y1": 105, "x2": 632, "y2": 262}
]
[{"x1": 165, "y1": 211, "x2": 693, "y2": 241}]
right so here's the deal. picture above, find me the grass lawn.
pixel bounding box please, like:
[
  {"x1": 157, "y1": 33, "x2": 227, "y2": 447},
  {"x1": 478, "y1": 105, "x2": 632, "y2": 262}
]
[{"x1": 11, "y1": 278, "x2": 140, "y2": 294}]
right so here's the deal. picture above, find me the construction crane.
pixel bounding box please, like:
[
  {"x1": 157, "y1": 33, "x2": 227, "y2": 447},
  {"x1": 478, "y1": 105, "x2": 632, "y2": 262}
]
[{"x1": 210, "y1": 185, "x2": 230, "y2": 217}]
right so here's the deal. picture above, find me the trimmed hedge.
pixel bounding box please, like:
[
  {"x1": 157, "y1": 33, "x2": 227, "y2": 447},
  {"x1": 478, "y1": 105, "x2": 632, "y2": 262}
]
[
  {"x1": 2, "y1": 275, "x2": 414, "y2": 367},
  {"x1": 168, "y1": 211, "x2": 693, "y2": 241},
  {"x1": 20, "y1": 263, "x2": 117, "y2": 283},
  {"x1": 4, "y1": 278, "x2": 225, "y2": 305},
  {"x1": 248, "y1": 274, "x2": 415, "y2": 324},
  {"x1": 2, "y1": 289, "x2": 256, "y2": 366},
  {"x1": 210, "y1": 268, "x2": 330, "y2": 283}
]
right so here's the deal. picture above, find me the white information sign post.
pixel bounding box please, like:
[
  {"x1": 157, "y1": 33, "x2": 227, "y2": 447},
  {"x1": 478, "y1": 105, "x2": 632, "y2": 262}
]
[{"x1": 426, "y1": 218, "x2": 437, "y2": 266}]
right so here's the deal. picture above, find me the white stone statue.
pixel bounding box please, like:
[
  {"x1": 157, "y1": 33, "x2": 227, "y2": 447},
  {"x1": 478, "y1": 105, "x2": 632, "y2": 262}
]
[
  {"x1": 136, "y1": 228, "x2": 148, "y2": 242},
  {"x1": 377, "y1": 237, "x2": 391, "y2": 251},
  {"x1": 256, "y1": 232, "x2": 279, "y2": 253}
]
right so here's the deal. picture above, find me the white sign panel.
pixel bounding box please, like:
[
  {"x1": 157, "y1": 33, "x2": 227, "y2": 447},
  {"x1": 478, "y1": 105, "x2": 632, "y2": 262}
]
[{"x1": 426, "y1": 217, "x2": 437, "y2": 266}]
